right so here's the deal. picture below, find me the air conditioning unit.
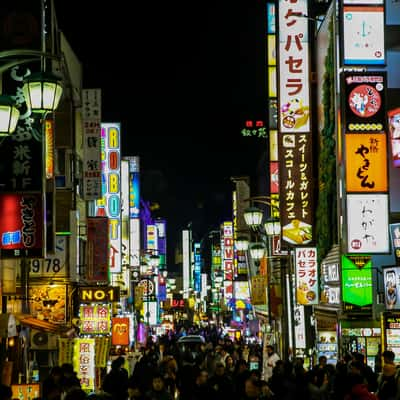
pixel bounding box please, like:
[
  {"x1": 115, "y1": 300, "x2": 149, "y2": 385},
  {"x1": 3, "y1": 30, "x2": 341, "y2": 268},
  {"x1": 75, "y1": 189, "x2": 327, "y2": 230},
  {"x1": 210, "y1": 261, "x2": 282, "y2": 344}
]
[{"x1": 30, "y1": 329, "x2": 58, "y2": 350}]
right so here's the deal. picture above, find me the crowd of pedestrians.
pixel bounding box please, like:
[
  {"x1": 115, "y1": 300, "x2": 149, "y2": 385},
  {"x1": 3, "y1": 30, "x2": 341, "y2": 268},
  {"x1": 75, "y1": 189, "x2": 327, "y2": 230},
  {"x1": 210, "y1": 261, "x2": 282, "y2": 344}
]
[{"x1": 3, "y1": 326, "x2": 400, "y2": 399}]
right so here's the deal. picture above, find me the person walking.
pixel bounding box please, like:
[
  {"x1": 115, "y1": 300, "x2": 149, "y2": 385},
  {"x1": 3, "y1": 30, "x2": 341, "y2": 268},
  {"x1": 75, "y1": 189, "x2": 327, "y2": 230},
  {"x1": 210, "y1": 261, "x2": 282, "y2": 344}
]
[
  {"x1": 262, "y1": 345, "x2": 280, "y2": 382},
  {"x1": 102, "y1": 356, "x2": 129, "y2": 400}
]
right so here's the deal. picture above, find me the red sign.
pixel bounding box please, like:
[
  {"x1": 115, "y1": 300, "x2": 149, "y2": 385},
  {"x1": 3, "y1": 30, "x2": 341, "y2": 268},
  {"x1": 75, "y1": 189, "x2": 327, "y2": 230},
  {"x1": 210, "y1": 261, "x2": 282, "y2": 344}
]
[
  {"x1": 86, "y1": 217, "x2": 109, "y2": 282},
  {"x1": 112, "y1": 317, "x2": 129, "y2": 346},
  {"x1": 0, "y1": 193, "x2": 44, "y2": 257}
]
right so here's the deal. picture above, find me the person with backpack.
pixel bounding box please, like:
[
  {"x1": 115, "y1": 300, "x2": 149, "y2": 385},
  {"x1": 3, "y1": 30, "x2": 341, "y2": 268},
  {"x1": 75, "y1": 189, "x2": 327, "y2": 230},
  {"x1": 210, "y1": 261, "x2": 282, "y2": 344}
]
[{"x1": 376, "y1": 350, "x2": 399, "y2": 400}]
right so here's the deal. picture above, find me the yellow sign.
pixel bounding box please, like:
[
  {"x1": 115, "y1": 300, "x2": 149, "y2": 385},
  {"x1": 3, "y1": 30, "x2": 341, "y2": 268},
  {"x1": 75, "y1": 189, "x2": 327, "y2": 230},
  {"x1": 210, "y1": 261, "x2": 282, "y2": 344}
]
[
  {"x1": 345, "y1": 133, "x2": 387, "y2": 192},
  {"x1": 251, "y1": 275, "x2": 268, "y2": 305}
]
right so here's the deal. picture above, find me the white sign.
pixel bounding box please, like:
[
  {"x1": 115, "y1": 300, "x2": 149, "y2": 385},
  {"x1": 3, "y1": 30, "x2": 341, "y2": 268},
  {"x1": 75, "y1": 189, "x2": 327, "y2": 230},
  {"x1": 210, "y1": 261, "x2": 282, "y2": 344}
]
[
  {"x1": 346, "y1": 193, "x2": 389, "y2": 253},
  {"x1": 279, "y1": 0, "x2": 310, "y2": 133},
  {"x1": 295, "y1": 247, "x2": 319, "y2": 305},
  {"x1": 82, "y1": 89, "x2": 102, "y2": 199},
  {"x1": 28, "y1": 236, "x2": 67, "y2": 277},
  {"x1": 343, "y1": 6, "x2": 385, "y2": 65}
]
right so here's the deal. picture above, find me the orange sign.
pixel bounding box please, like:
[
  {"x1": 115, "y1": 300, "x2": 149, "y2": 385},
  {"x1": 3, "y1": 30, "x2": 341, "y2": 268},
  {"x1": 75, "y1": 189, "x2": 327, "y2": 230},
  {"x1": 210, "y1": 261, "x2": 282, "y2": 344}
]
[
  {"x1": 345, "y1": 133, "x2": 387, "y2": 192},
  {"x1": 112, "y1": 317, "x2": 129, "y2": 346}
]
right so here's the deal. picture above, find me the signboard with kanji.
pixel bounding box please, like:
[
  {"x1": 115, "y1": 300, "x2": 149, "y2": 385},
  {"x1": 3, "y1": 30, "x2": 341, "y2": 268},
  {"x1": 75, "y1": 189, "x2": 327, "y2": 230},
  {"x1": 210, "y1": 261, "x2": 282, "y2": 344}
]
[
  {"x1": 345, "y1": 133, "x2": 387, "y2": 192},
  {"x1": 341, "y1": 254, "x2": 372, "y2": 314},
  {"x1": 295, "y1": 247, "x2": 318, "y2": 305},
  {"x1": 279, "y1": 0, "x2": 310, "y2": 133}
]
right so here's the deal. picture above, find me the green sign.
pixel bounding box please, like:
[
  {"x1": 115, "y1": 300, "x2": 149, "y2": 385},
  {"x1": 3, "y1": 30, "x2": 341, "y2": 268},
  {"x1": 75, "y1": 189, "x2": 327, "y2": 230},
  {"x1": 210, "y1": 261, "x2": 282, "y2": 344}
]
[{"x1": 342, "y1": 255, "x2": 372, "y2": 313}]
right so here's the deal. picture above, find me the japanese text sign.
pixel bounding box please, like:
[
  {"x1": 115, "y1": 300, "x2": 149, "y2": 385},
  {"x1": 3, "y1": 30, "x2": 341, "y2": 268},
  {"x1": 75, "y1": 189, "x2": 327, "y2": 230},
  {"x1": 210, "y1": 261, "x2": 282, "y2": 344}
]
[
  {"x1": 73, "y1": 338, "x2": 95, "y2": 391},
  {"x1": 341, "y1": 255, "x2": 372, "y2": 313},
  {"x1": 345, "y1": 133, "x2": 387, "y2": 192},
  {"x1": 343, "y1": 72, "x2": 386, "y2": 132},
  {"x1": 346, "y1": 193, "x2": 389, "y2": 253},
  {"x1": 279, "y1": 133, "x2": 313, "y2": 245},
  {"x1": 295, "y1": 247, "x2": 318, "y2": 305},
  {"x1": 0, "y1": 193, "x2": 44, "y2": 257},
  {"x1": 279, "y1": 0, "x2": 310, "y2": 133},
  {"x1": 82, "y1": 89, "x2": 102, "y2": 200}
]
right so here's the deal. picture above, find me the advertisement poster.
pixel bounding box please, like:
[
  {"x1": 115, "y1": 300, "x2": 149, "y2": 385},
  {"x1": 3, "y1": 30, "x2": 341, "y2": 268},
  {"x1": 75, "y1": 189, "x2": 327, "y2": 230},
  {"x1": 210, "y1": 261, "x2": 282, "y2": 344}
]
[
  {"x1": 390, "y1": 223, "x2": 400, "y2": 264},
  {"x1": 295, "y1": 247, "x2": 319, "y2": 305},
  {"x1": 346, "y1": 194, "x2": 389, "y2": 253},
  {"x1": 384, "y1": 314, "x2": 400, "y2": 363},
  {"x1": 388, "y1": 108, "x2": 400, "y2": 168},
  {"x1": 345, "y1": 133, "x2": 387, "y2": 192},
  {"x1": 341, "y1": 255, "x2": 372, "y2": 314},
  {"x1": 343, "y1": 6, "x2": 385, "y2": 65},
  {"x1": 29, "y1": 285, "x2": 66, "y2": 324},
  {"x1": 343, "y1": 72, "x2": 386, "y2": 133},
  {"x1": 383, "y1": 267, "x2": 400, "y2": 310}
]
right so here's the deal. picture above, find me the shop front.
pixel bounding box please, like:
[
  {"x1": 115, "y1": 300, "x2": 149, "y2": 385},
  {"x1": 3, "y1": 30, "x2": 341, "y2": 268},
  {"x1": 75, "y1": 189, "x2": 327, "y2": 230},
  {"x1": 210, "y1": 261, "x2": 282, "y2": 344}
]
[
  {"x1": 314, "y1": 309, "x2": 339, "y2": 366},
  {"x1": 340, "y1": 320, "x2": 381, "y2": 369}
]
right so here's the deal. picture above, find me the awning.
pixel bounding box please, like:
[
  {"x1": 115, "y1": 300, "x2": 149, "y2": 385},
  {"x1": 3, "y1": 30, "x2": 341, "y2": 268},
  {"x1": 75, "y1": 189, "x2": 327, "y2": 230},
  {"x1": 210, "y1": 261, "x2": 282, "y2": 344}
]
[{"x1": 16, "y1": 314, "x2": 70, "y2": 335}]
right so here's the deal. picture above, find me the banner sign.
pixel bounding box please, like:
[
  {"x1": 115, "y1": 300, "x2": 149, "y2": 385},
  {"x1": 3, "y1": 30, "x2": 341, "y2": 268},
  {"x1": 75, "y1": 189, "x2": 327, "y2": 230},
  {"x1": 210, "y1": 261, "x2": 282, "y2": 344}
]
[
  {"x1": 341, "y1": 254, "x2": 372, "y2": 314},
  {"x1": 0, "y1": 193, "x2": 44, "y2": 257},
  {"x1": 278, "y1": 0, "x2": 310, "y2": 133},
  {"x1": 80, "y1": 305, "x2": 111, "y2": 335},
  {"x1": 343, "y1": 72, "x2": 386, "y2": 132},
  {"x1": 346, "y1": 194, "x2": 389, "y2": 253},
  {"x1": 295, "y1": 247, "x2": 319, "y2": 305},
  {"x1": 82, "y1": 89, "x2": 102, "y2": 199},
  {"x1": 279, "y1": 133, "x2": 313, "y2": 245},
  {"x1": 345, "y1": 133, "x2": 387, "y2": 192},
  {"x1": 251, "y1": 275, "x2": 268, "y2": 305},
  {"x1": 73, "y1": 338, "x2": 95, "y2": 391}
]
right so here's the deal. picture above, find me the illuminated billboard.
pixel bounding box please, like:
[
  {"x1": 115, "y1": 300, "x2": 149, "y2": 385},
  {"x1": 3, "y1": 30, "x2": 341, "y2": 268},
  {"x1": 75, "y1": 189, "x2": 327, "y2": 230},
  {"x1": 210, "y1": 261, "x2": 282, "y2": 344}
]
[
  {"x1": 383, "y1": 267, "x2": 400, "y2": 310},
  {"x1": 343, "y1": 72, "x2": 386, "y2": 132},
  {"x1": 95, "y1": 123, "x2": 122, "y2": 273},
  {"x1": 279, "y1": 133, "x2": 313, "y2": 245},
  {"x1": 341, "y1": 255, "x2": 372, "y2": 314},
  {"x1": 0, "y1": 193, "x2": 44, "y2": 257},
  {"x1": 223, "y1": 221, "x2": 233, "y2": 299},
  {"x1": 342, "y1": 6, "x2": 385, "y2": 65},
  {"x1": 388, "y1": 108, "x2": 400, "y2": 168},
  {"x1": 345, "y1": 133, "x2": 387, "y2": 192},
  {"x1": 295, "y1": 247, "x2": 318, "y2": 305},
  {"x1": 279, "y1": 0, "x2": 310, "y2": 133},
  {"x1": 346, "y1": 193, "x2": 389, "y2": 253}
]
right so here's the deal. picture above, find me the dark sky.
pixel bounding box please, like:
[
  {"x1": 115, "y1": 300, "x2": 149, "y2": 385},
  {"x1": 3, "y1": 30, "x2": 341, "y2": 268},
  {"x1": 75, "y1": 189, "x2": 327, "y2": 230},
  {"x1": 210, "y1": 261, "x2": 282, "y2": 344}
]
[{"x1": 55, "y1": 1, "x2": 266, "y2": 248}]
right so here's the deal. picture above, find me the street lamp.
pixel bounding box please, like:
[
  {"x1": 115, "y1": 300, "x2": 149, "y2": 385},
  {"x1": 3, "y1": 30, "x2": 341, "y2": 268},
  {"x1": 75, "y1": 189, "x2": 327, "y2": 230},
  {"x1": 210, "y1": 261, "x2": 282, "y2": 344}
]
[
  {"x1": 22, "y1": 72, "x2": 63, "y2": 114},
  {"x1": 264, "y1": 217, "x2": 281, "y2": 237},
  {"x1": 236, "y1": 236, "x2": 250, "y2": 251},
  {"x1": 249, "y1": 243, "x2": 266, "y2": 262},
  {"x1": 0, "y1": 96, "x2": 19, "y2": 136},
  {"x1": 244, "y1": 207, "x2": 264, "y2": 229}
]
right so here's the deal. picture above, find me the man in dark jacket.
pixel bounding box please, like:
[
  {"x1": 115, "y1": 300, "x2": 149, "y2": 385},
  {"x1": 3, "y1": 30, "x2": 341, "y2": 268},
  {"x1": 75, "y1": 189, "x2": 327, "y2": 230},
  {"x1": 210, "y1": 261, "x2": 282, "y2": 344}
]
[{"x1": 102, "y1": 356, "x2": 129, "y2": 400}]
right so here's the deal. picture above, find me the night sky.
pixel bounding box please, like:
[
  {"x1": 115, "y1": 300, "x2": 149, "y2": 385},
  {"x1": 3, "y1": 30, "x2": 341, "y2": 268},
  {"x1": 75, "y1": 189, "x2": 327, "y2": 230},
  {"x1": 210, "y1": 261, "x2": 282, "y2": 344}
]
[{"x1": 55, "y1": 2, "x2": 266, "y2": 254}]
